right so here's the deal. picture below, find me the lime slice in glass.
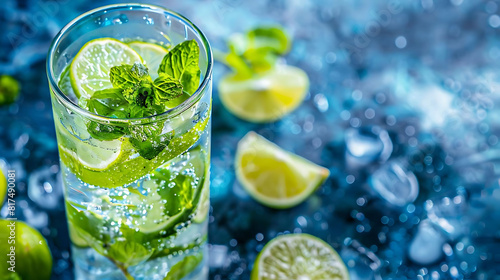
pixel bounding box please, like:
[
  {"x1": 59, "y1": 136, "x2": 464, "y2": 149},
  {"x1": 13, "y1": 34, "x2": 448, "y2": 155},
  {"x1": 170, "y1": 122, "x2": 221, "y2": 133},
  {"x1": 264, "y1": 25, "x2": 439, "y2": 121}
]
[
  {"x1": 58, "y1": 66, "x2": 76, "y2": 97},
  {"x1": 193, "y1": 174, "x2": 210, "y2": 223},
  {"x1": 219, "y1": 65, "x2": 309, "y2": 123},
  {"x1": 70, "y1": 38, "x2": 142, "y2": 99},
  {"x1": 236, "y1": 131, "x2": 329, "y2": 209},
  {"x1": 127, "y1": 147, "x2": 207, "y2": 236},
  {"x1": 251, "y1": 234, "x2": 349, "y2": 280},
  {"x1": 128, "y1": 41, "x2": 169, "y2": 80},
  {"x1": 55, "y1": 118, "x2": 123, "y2": 171}
]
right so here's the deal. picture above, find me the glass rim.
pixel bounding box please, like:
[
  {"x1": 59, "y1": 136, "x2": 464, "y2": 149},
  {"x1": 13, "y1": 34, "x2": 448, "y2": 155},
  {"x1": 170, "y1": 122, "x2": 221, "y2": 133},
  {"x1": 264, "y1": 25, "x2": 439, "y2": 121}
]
[{"x1": 46, "y1": 3, "x2": 213, "y2": 124}]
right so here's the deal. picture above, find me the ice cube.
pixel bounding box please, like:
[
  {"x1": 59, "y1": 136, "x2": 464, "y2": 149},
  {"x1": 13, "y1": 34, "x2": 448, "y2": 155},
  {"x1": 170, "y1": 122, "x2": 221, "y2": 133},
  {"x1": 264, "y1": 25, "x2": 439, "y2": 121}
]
[
  {"x1": 425, "y1": 188, "x2": 468, "y2": 240},
  {"x1": 345, "y1": 126, "x2": 393, "y2": 166},
  {"x1": 27, "y1": 166, "x2": 63, "y2": 210},
  {"x1": 369, "y1": 160, "x2": 419, "y2": 207},
  {"x1": 408, "y1": 219, "x2": 445, "y2": 265}
]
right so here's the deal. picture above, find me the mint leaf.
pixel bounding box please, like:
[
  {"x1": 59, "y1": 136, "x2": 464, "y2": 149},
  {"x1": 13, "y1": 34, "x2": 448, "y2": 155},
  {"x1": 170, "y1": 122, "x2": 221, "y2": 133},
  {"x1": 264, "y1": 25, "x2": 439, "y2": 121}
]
[
  {"x1": 153, "y1": 73, "x2": 184, "y2": 104},
  {"x1": 129, "y1": 125, "x2": 173, "y2": 160},
  {"x1": 164, "y1": 253, "x2": 203, "y2": 280},
  {"x1": 91, "y1": 88, "x2": 126, "y2": 100},
  {"x1": 107, "y1": 240, "x2": 153, "y2": 267},
  {"x1": 158, "y1": 40, "x2": 200, "y2": 95},
  {"x1": 214, "y1": 49, "x2": 253, "y2": 79},
  {"x1": 153, "y1": 169, "x2": 195, "y2": 216},
  {"x1": 110, "y1": 63, "x2": 150, "y2": 89},
  {"x1": 245, "y1": 26, "x2": 290, "y2": 55},
  {"x1": 216, "y1": 26, "x2": 290, "y2": 76},
  {"x1": 86, "y1": 122, "x2": 127, "y2": 141},
  {"x1": 124, "y1": 80, "x2": 155, "y2": 107}
]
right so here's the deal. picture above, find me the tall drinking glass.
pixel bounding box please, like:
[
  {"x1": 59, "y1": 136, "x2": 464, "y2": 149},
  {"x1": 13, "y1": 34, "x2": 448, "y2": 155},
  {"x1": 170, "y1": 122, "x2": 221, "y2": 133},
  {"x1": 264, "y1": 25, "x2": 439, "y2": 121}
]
[{"x1": 47, "y1": 4, "x2": 212, "y2": 279}]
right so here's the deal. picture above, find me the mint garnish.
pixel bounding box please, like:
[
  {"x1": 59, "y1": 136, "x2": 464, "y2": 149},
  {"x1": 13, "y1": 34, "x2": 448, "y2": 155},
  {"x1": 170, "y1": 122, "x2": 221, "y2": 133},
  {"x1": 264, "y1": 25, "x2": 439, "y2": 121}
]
[
  {"x1": 79, "y1": 40, "x2": 201, "y2": 158},
  {"x1": 158, "y1": 40, "x2": 201, "y2": 95},
  {"x1": 153, "y1": 73, "x2": 183, "y2": 104},
  {"x1": 216, "y1": 26, "x2": 290, "y2": 78}
]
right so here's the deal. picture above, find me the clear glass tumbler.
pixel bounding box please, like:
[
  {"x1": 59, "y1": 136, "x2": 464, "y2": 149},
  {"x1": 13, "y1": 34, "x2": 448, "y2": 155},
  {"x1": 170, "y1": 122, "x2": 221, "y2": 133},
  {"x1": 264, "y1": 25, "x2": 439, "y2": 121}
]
[{"x1": 47, "y1": 4, "x2": 212, "y2": 279}]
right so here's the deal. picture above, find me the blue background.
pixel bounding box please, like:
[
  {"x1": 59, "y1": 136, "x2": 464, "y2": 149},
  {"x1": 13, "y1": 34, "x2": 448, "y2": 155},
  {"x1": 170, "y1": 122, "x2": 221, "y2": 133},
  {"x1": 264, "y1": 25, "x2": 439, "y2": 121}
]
[{"x1": 1, "y1": 0, "x2": 500, "y2": 279}]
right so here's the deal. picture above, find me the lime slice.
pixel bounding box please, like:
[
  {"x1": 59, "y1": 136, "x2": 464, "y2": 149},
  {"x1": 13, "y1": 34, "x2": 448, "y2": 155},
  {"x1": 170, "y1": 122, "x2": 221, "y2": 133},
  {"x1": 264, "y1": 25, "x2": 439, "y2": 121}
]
[
  {"x1": 252, "y1": 234, "x2": 349, "y2": 280},
  {"x1": 55, "y1": 117, "x2": 123, "y2": 171},
  {"x1": 193, "y1": 174, "x2": 210, "y2": 223},
  {"x1": 70, "y1": 38, "x2": 142, "y2": 99},
  {"x1": 236, "y1": 131, "x2": 329, "y2": 209},
  {"x1": 128, "y1": 41, "x2": 169, "y2": 80},
  {"x1": 128, "y1": 147, "x2": 207, "y2": 235},
  {"x1": 58, "y1": 66, "x2": 76, "y2": 97},
  {"x1": 58, "y1": 110, "x2": 208, "y2": 188},
  {"x1": 219, "y1": 65, "x2": 309, "y2": 123}
]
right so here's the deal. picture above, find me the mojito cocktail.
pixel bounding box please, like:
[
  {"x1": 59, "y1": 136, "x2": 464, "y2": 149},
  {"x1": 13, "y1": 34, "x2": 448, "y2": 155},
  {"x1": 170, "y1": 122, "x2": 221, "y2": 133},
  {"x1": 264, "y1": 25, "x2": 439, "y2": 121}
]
[{"x1": 47, "y1": 4, "x2": 212, "y2": 279}]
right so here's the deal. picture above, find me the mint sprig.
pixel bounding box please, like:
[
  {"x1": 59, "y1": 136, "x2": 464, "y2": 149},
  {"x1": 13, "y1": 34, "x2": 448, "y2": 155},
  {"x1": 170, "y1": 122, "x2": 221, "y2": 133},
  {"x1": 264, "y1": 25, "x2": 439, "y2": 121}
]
[
  {"x1": 215, "y1": 26, "x2": 290, "y2": 78},
  {"x1": 81, "y1": 40, "x2": 201, "y2": 159}
]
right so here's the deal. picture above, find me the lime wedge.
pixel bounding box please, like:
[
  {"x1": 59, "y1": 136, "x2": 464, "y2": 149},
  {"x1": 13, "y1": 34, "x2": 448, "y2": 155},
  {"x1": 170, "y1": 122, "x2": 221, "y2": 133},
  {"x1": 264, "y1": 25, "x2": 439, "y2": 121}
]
[
  {"x1": 70, "y1": 38, "x2": 142, "y2": 99},
  {"x1": 252, "y1": 234, "x2": 349, "y2": 280},
  {"x1": 219, "y1": 65, "x2": 309, "y2": 123},
  {"x1": 236, "y1": 132, "x2": 329, "y2": 209},
  {"x1": 128, "y1": 41, "x2": 169, "y2": 80}
]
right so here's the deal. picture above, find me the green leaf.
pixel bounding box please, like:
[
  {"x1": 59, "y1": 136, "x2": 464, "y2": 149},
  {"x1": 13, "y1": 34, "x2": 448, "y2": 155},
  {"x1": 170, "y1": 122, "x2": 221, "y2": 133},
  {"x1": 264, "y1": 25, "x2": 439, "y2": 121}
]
[
  {"x1": 153, "y1": 73, "x2": 184, "y2": 104},
  {"x1": 91, "y1": 88, "x2": 126, "y2": 100},
  {"x1": 158, "y1": 40, "x2": 200, "y2": 95},
  {"x1": 0, "y1": 75, "x2": 20, "y2": 106},
  {"x1": 107, "y1": 240, "x2": 153, "y2": 267},
  {"x1": 86, "y1": 121, "x2": 127, "y2": 141},
  {"x1": 110, "y1": 63, "x2": 150, "y2": 89},
  {"x1": 216, "y1": 26, "x2": 290, "y2": 77},
  {"x1": 228, "y1": 26, "x2": 290, "y2": 57},
  {"x1": 214, "y1": 49, "x2": 253, "y2": 79},
  {"x1": 152, "y1": 170, "x2": 195, "y2": 216},
  {"x1": 129, "y1": 124, "x2": 173, "y2": 160},
  {"x1": 246, "y1": 26, "x2": 290, "y2": 55},
  {"x1": 164, "y1": 253, "x2": 203, "y2": 280},
  {"x1": 125, "y1": 80, "x2": 155, "y2": 107}
]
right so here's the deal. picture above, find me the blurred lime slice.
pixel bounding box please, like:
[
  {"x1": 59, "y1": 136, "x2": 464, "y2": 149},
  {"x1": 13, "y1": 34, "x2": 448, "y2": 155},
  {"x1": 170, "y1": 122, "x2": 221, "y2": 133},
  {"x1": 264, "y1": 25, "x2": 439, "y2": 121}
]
[
  {"x1": 128, "y1": 41, "x2": 169, "y2": 80},
  {"x1": 251, "y1": 234, "x2": 349, "y2": 280},
  {"x1": 219, "y1": 65, "x2": 308, "y2": 123},
  {"x1": 236, "y1": 131, "x2": 329, "y2": 209},
  {"x1": 70, "y1": 38, "x2": 142, "y2": 99}
]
